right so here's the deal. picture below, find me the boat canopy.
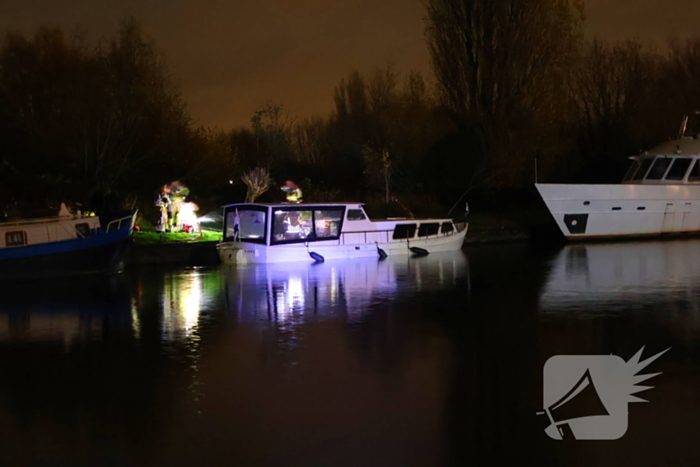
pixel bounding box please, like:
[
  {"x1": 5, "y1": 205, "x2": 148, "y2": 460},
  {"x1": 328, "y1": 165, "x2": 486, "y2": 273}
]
[{"x1": 221, "y1": 203, "x2": 360, "y2": 246}]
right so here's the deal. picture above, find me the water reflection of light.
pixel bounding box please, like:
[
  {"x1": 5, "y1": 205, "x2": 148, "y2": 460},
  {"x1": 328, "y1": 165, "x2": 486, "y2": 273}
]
[
  {"x1": 131, "y1": 297, "x2": 141, "y2": 339},
  {"x1": 287, "y1": 274, "x2": 305, "y2": 311},
  {"x1": 224, "y1": 252, "x2": 470, "y2": 323},
  {"x1": 162, "y1": 271, "x2": 203, "y2": 338},
  {"x1": 330, "y1": 267, "x2": 338, "y2": 306}
]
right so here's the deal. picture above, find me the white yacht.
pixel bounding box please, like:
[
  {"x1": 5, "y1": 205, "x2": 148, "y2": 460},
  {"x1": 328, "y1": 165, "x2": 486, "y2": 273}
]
[
  {"x1": 536, "y1": 136, "x2": 700, "y2": 240},
  {"x1": 216, "y1": 202, "x2": 468, "y2": 264}
]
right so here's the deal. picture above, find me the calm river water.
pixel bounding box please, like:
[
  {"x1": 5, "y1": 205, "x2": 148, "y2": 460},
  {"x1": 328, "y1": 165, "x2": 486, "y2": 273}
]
[{"x1": 1, "y1": 240, "x2": 700, "y2": 465}]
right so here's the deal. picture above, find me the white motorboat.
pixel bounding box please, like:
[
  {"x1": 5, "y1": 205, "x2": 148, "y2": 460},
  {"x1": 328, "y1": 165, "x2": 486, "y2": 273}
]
[
  {"x1": 216, "y1": 202, "x2": 468, "y2": 264},
  {"x1": 536, "y1": 135, "x2": 700, "y2": 240}
]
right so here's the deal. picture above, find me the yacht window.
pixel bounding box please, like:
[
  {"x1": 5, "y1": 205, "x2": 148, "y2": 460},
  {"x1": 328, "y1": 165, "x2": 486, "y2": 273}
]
[
  {"x1": 5, "y1": 231, "x2": 26, "y2": 247},
  {"x1": 225, "y1": 207, "x2": 267, "y2": 243},
  {"x1": 623, "y1": 160, "x2": 641, "y2": 181},
  {"x1": 392, "y1": 224, "x2": 417, "y2": 240},
  {"x1": 346, "y1": 209, "x2": 366, "y2": 221},
  {"x1": 646, "y1": 157, "x2": 672, "y2": 180},
  {"x1": 418, "y1": 223, "x2": 440, "y2": 237},
  {"x1": 314, "y1": 209, "x2": 344, "y2": 240},
  {"x1": 441, "y1": 222, "x2": 454, "y2": 234},
  {"x1": 632, "y1": 158, "x2": 654, "y2": 180},
  {"x1": 665, "y1": 157, "x2": 693, "y2": 180},
  {"x1": 688, "y1": 160, "x2": 700, "y2": 182}
]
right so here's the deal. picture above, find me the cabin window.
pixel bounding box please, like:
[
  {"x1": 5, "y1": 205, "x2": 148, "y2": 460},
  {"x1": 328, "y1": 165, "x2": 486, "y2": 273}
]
[
  {"x1": 5, "y1": 231, "x2": 26, "y2": 247},
  {"x1": 688, "y1": 160, "x2": 700, "y2": 182},
  {"x1": 632, "y1": 158, "x2": 654, "y2": 180},
  {"x1": 441, "y1": 222, "x2": 454, "y2": 234},
  {"x1": 272, "y1": 208, "x2": 314, "y2": 243},
  {"x1": 270, "y1": 207, "x2": 346, "y2": 244},
  {"x1": 664, "y1": 157, "x2": 693, "y2": 180},
  {"x1": 225, "y1": 207, "x2": 267, "y2": 244},
  {"x1": 623, "y1": 160, "x2": 641, "y2": 181},
  {"x1": 646, "y1": 157, "x2": 672, "y2": 180},
  {"x1": 346, "y1": 209, "x2": 366, "y2": 221},
  {"x1": 392, "y1": 224, "x2": 417, "y2": 240},
  {"x1": 418, "y1": 223, "x2": 440, "y2": 237},
  {"x1": 314, "y1": 209, "x2": 344, "y2": 240},
  {"x1": 75, "y1": 223, "x2": 91, "y2": 237}
]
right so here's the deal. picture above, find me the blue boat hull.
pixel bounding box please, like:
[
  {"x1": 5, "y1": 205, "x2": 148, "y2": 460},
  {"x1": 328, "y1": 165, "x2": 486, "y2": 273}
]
[{"x1": 0, "y1": 214, "x2": 134, "y2": 282}]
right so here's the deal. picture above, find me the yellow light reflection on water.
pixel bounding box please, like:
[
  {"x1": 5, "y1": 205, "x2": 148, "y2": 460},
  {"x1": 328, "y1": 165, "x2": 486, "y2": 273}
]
[
  {"x1": 131, "y1": 297, "x2": 141, "y2": 339},
  {"x1": 162, "y1": 271, "x2": 203, "y2": 338}
]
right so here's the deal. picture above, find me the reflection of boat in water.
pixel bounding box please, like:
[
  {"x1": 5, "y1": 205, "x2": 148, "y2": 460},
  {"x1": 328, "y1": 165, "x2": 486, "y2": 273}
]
[
  {"x1": 221, "y1": 252, "x2": 470, "y2": 320},
  {"x1": 0, "y1": 274, "x2": 133, "y2": 345},
  {"x1": 540, "y1": 240, "x2": 700, "y2": 310},
  {"x1": 217, "y1": 202, "x2": 467, "y2": 264}
]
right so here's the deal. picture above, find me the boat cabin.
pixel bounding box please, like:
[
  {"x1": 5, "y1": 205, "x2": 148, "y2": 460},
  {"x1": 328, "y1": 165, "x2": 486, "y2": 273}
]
[
  {"x1": 622, "y1": 137, "x2": 700, "y2": 184},
  {"x1": 221, "y1": 203, "x2": 458, "y2": 246}
]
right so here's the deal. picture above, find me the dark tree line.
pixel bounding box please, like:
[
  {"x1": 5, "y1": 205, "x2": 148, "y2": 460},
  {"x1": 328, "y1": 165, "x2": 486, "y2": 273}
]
[
  {"x1": 0, "y1": 17, "x2": 230, "y2": 218},
  {"x1": 5, "y1": 5, "x2": 700, "y2": 220}
]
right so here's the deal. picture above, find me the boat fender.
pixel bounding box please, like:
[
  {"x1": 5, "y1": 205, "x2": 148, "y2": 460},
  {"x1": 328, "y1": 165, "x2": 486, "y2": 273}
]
[
  {"x1": 309, "y1": 251, "x2": 325, "y2": 262},
  {"x1": 410, "y1": 247, "x2": 429, "y2": 256},
  {"x1": 375, "y1": 242, "x2": 388, "y2": 260}
]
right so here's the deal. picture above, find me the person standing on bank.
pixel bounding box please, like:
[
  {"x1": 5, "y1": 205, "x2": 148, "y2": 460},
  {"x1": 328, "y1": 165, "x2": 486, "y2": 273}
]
[{"x1": 155, "y1": 185, "x2": 171, "y2": 233}]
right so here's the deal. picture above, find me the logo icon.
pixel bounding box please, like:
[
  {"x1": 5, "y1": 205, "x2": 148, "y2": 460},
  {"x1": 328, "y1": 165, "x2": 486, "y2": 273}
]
[{"x1": 538, "y1": 346, "x2": 669, "y2": 440}]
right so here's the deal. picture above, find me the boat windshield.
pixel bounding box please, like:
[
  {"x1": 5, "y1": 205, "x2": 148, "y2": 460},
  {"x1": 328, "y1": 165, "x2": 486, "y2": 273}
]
[
  {"x1": 646, "y1": 157, "x2": 673, "y2": 180},
  {"x1": 271, "y1": 207, "x2": 345, "y2": 245},
  {"x1": 689, "y1": 160, "x2": 700, "y2": 182},
  {"x1": 623, "y1": 160, "x2": 641, "y2": 181},
  {"x1": 665, "y1": 157, "x2": 693, "y2": 180},
  {"x1": 631, "y1": 158, "x2": 654, "y2": 181},
  {"x1": 224, "y1": 207, "x2": 267, "y2": 243}
]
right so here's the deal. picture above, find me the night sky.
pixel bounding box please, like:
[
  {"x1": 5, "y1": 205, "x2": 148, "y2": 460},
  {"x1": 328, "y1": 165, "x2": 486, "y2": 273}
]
[{"x1": 0, "y1": 0, "x2": 696, "y2": 130}]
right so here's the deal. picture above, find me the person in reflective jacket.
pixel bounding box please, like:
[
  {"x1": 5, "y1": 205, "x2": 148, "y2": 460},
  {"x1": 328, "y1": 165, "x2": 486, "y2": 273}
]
[{"x1": 281, "y1": 180, "x2": 303, "y2": 203}]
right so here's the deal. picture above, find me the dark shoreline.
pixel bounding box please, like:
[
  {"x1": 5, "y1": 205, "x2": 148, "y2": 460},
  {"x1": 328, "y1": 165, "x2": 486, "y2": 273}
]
[{"x1": 129, "y1": 240, "x2": 221, "y2": 266}]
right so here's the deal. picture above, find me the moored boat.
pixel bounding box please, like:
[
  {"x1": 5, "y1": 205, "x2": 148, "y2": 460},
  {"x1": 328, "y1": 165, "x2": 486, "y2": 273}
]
[
  {"x1": 0, "y1": 206, "x2": 136, "y2": 281},
  {"x1": 217, "y1": 202, "x2": 468, "y2": 264},
  {"x1": 536, "y1": 135, "x2": 700, "y2": 240}
]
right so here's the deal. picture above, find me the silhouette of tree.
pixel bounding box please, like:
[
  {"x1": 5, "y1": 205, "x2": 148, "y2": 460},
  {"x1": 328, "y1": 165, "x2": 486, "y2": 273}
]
[{"x1": 425, "y1": 0, "x2": 584, "y2": 189}]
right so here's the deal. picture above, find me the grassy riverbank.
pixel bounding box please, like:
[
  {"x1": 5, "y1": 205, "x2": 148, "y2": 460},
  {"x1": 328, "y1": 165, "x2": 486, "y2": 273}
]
[{"x1": 133, "y1": 228, "x2": 221, "y2": 245}]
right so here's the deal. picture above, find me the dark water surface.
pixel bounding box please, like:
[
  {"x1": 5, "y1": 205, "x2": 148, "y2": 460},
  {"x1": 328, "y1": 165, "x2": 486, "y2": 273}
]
[{"x1": 1, "y1": 240, "x2": 700, "y2": 465}]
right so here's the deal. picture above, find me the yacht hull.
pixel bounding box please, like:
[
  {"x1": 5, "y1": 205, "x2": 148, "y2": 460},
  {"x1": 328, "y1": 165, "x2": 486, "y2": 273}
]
[{"x1": 536, "y1": 183, "x2": 700, "y2": 240}]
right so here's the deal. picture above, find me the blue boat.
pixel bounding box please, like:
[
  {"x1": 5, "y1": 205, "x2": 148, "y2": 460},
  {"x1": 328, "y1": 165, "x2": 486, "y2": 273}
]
[{"x1": 0, "y1": 205, "x2": 136, "y2": 281}]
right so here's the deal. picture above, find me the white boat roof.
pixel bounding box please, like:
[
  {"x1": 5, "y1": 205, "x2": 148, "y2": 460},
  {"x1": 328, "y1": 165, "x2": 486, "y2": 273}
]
[
  {"x1": 0, "y1": 214, "x2": 87, "y2": 227},
  {"x1": 220, "y1": 202, "x2": 455, "y2": 221},
  {"x1": 222, "y1": 202, "x2": 365, "y2": 208},
  {"x1": 633, "y1": 136, "x2": 700, "y2": 158}
]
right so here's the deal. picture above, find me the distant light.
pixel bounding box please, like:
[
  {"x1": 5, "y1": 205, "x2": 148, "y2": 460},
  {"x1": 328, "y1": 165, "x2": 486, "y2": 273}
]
[{"x1": 229, "y1": 180, "x2": 233, "y2": 184}]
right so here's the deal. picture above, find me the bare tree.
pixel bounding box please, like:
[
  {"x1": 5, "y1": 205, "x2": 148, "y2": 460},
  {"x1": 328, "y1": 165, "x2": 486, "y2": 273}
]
[
  {"x1": 241, "y1": 167, "x2": 273, "y2": 203},
  {"x1": 425, "y1": 0, "x2": 583, "y2": 188}
]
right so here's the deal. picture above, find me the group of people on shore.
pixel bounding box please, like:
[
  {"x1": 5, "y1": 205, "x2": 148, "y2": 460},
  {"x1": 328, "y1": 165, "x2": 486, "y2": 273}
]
[{"x1": 155, "y1": 181, "x2": 199, "y2": 233}]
